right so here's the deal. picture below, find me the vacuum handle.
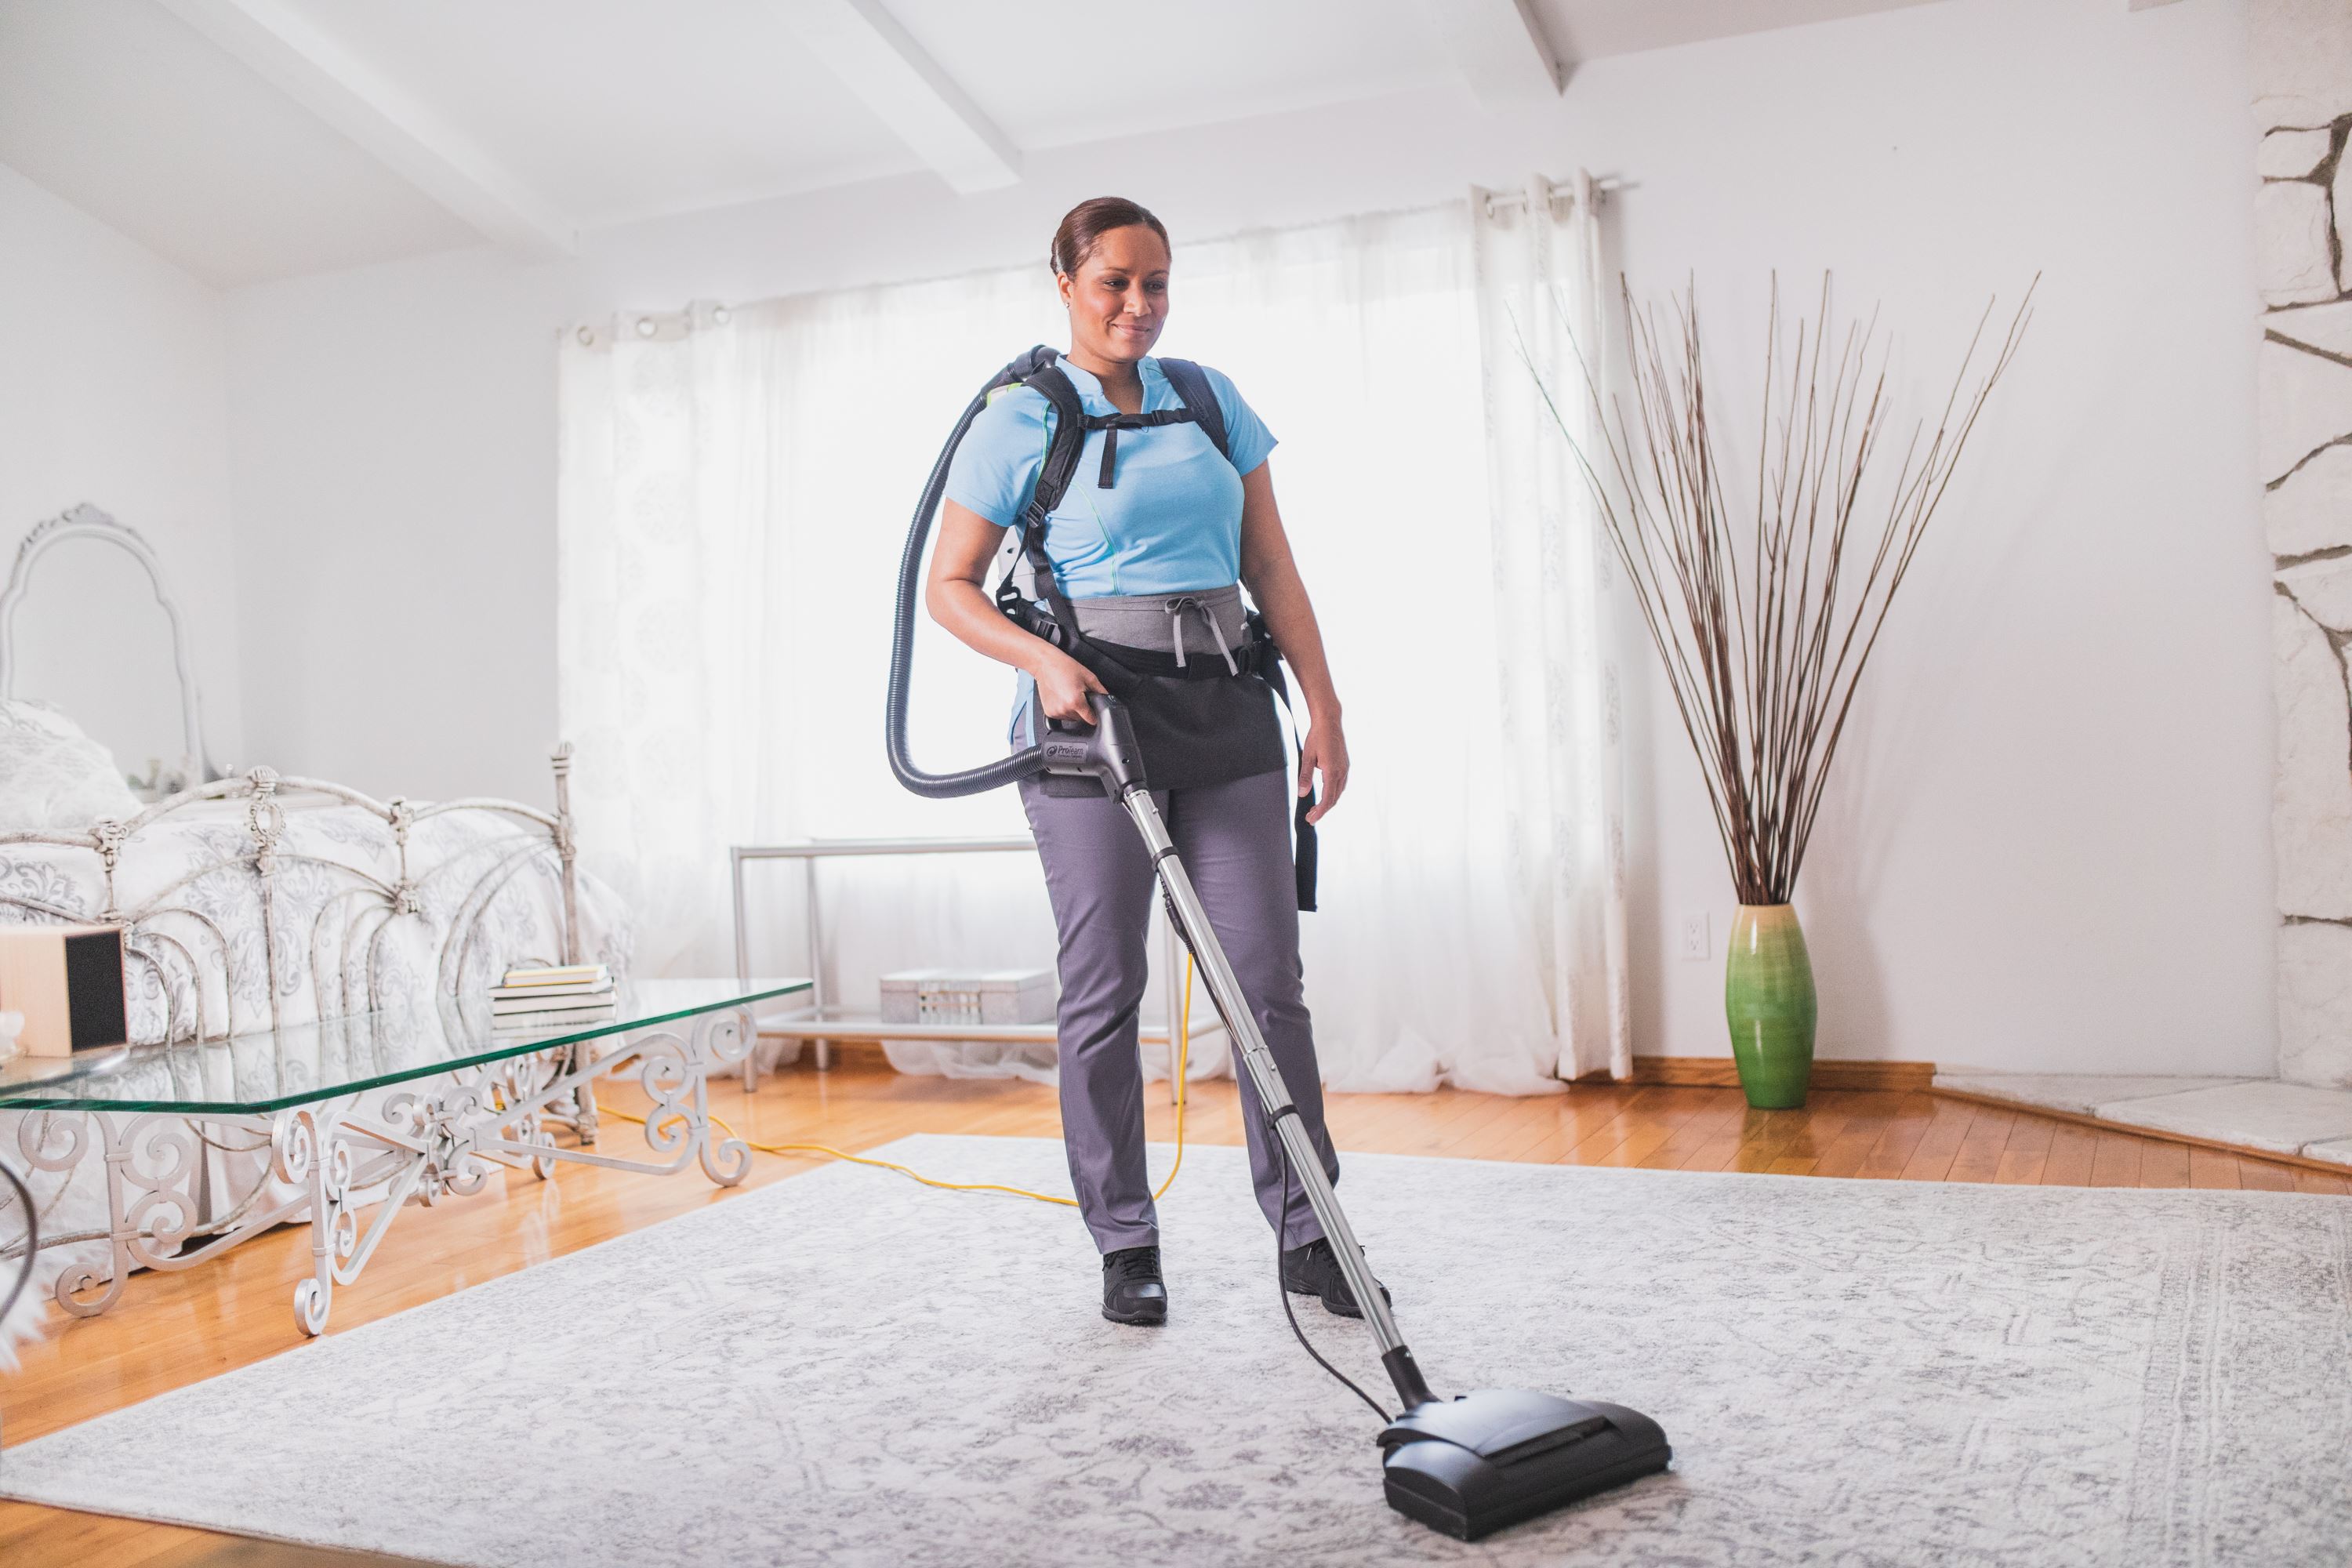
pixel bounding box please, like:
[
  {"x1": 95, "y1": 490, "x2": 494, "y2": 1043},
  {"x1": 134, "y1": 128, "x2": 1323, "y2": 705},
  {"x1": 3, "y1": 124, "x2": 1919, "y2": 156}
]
[{"x1": 1041, "y1": 693, "x2": 1149, "y2": 796}]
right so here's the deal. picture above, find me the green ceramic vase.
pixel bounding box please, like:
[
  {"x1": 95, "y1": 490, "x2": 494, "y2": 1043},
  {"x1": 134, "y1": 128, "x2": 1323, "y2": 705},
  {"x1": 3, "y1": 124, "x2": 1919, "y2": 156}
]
[{"x1": 1724, "y1": 904, "x2": 1817, "y2": 1109}]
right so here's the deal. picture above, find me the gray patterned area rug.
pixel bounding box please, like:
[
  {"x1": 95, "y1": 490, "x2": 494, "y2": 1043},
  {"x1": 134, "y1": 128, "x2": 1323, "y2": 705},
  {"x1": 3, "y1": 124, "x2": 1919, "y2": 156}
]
[{"x1": 4, "y1": 1136, "x2": 2349, "y2": 1567}]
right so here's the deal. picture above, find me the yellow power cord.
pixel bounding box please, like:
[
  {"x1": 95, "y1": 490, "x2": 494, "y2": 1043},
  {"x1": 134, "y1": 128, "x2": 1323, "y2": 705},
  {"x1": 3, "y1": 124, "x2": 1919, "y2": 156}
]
[{"x1": 598, "y1": 956, "x2": 1192, "y2": 1207}]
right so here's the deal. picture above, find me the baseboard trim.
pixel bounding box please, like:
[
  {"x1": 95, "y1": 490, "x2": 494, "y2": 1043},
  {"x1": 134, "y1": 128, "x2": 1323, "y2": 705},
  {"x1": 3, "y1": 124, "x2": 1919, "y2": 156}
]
[
  {"x1": 795, "y1": 1044, "x2": 1943, "y2": 1092},
  {"x1": 1927, "y1": 1087, "x2": 2352, "y2": 1178},
  {"x1": 742, "y1": 1047, "x2": 2343, "y2": 1175},
  {"x1": 1629, "y1": 1056, "x2": 1939, "y2": 1091}
]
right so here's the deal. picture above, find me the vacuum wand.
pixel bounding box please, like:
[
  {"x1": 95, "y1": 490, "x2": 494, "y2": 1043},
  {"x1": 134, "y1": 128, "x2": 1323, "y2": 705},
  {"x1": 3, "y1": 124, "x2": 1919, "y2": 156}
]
[
  {"x1": 1116, "y1": 775, "x2": 1434, "y2": 1406},
  {"x1": 1052, "y1": 697, "x2": 1420, "y2": 1387}
]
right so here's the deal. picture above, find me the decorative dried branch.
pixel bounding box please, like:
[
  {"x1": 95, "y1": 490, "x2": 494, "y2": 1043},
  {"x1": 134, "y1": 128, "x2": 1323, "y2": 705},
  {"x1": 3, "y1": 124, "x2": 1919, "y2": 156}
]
[{"x1": 1531, "y1": 274, "x2": 2034, "y2": 905}]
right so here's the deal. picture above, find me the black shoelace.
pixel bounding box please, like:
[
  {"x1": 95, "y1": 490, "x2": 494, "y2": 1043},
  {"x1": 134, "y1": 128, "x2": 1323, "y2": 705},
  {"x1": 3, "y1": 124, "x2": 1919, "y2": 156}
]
[{"x1": 1105, "y1": 1247, "x2": 1161, "y2": 1284}]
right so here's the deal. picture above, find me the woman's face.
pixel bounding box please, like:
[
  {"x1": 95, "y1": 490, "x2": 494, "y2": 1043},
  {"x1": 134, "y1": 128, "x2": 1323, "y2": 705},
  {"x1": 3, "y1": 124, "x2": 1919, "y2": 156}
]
[{"x1": 1059, "y1": 224, "x2": 1171, "y2": 367}]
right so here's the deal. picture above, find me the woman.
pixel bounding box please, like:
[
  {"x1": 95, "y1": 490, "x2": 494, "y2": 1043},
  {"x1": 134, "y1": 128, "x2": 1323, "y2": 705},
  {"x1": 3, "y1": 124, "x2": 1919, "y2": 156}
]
[{"x1": 927, "y1": 196, "x2": 1372, "y2": 1326}]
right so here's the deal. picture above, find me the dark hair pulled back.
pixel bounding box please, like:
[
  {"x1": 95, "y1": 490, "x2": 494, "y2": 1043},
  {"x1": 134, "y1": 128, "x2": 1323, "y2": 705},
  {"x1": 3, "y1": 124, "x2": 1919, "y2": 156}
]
[{"x1": 1050, "y1": 197, "x2": 1170, "y2": 278}]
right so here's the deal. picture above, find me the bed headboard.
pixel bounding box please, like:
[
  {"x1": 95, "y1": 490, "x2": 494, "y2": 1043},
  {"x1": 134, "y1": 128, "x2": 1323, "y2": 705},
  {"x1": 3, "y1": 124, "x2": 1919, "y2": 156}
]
[
  {"x1": 0, "y1": 503, "x2": 220, "y2": 789},
  {"x1": 0, "y1": 746, "x2": 593, "y2": 1045}
]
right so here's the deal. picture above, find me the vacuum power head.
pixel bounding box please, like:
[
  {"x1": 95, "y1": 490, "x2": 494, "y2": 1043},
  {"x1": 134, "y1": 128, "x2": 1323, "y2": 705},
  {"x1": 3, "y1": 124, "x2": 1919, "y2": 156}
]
[{"x1": 1378, "y1": 1390, "x2": 1670, "y2": 1541}]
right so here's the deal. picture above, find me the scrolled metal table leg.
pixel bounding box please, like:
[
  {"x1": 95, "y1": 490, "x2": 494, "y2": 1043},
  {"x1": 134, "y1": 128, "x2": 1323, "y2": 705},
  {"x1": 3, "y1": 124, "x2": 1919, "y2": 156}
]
[
  {"x1": 569, "y1": 1040, "x2": 601, "y2": 1148},
  {"x1": 695, "y1": 1010, "x2": 753, "y2": 1186},
  {"x1": 39, "y1": 1112, "x2": 204, "y2": 1320},
  {"x1": 495, "y1": 1057, "x2": 561, "y2": 1180},
  {"x1": 422, "y1": 1086, "x2": 492, "y2": 1203},
  {"x1": 278, "y1": 1106, "x2": 354, "y2": 1337},
  {"x1": 628, "y1": 1014, "x2": 750, "y2": 1189},
  {"x1": 18, "y1": 1110, "x2": 128, "y2": 1318}
]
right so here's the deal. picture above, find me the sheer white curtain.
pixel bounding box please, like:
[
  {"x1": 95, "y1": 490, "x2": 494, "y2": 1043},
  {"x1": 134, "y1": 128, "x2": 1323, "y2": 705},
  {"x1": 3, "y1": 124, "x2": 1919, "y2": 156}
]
[
  {"x1": 558, "y1": 303, "x2": 767, "y2": 978},
  {"x1": 1470, "y1": 174, "x2": 1632, "y2": 1083},
  {"x1": 557, "y1": 194, "x2": 1624, "y2": 1092},
  {"x1": 557, "y1": 279, "x2": 1075, "y2": 1077},
  {"x1": 1167, "y1": 209, "x2": 1562, "y2": 1092}
]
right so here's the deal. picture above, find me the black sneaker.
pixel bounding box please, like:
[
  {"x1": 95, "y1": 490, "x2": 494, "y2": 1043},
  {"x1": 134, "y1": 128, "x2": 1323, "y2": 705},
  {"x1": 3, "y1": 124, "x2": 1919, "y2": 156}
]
[
  {"x1": 1282, "y1": 1237, "x2": 1391, "y2": 1319},
  {"x1": 1102, "y1": 1244, "x2": 1167, "y2": 1325}
]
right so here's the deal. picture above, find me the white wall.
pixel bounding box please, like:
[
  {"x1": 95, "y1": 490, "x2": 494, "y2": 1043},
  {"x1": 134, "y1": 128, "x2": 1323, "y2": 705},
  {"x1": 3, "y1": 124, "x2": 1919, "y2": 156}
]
[
  {"x1": 0, "y1": 162, "x2": 240, "y2": 775},
  {"x1": 1566, "y1": 0, "x2": 2271, "y2": 1076},
  {"x1": 228, "y1": 250, "x2": 564, "y2": 804},
  {"x1": 223, "y1": 0, "x2": 2271, "y2": 1075}
]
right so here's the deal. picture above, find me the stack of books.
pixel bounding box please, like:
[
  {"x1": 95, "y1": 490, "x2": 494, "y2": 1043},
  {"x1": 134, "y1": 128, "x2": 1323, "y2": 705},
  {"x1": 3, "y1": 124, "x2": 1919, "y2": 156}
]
[{"x1": 489, "y1": 964, "x2": 617, "y2": 1036}]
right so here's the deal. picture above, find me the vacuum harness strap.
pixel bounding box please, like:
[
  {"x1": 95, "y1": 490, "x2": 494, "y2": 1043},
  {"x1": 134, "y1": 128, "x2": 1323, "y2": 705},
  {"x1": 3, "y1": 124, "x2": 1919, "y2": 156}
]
[
  {"x1": 988, "y1": 350, "x2": 1318, "y2": 910},
  {"x1": 1092, "y1": 409, "x2": 1197, "y2": 488},
  {"x1": 990, "y1": 354, "x2": 1229, "y2": 659},
  {"x1": 1069, "y1": 585, "x2": 1249, "y2": 675}
]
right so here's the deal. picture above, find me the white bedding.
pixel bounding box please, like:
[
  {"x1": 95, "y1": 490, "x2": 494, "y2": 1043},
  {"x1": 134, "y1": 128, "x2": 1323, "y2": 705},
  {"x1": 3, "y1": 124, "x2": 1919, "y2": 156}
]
[{"x1": 0, "y1": 699, "x2": 141, "y2": 829}]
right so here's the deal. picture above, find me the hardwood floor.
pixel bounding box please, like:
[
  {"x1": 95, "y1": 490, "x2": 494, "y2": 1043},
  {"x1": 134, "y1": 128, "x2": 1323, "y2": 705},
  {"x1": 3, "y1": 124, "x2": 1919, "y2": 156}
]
[{"x1": 3, "y1": 1057, "x2": 2343, "y2": 1566}]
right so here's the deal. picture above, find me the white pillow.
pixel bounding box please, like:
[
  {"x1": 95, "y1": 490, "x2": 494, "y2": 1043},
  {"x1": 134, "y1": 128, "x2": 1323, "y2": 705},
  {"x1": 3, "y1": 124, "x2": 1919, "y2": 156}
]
[{"x1": 0, "y1": 700, "x2": 143, "y2": 829}]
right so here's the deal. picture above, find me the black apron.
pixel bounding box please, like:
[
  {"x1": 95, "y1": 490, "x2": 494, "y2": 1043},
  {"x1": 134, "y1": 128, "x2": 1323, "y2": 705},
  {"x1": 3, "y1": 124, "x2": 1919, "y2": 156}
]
[
  {"x1": 1033, "y1": 634, "x2": 1315, "y2": 911},
  {"x1": 1036, "y1": 645, "x2": 1287, "y2": 798}
]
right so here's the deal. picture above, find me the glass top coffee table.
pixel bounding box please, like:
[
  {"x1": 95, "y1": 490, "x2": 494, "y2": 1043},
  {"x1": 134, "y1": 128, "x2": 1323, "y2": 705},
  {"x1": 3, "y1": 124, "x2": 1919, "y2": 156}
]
[{"x1": 2, "y1": 978, "x2": 808, "y2": 1336}]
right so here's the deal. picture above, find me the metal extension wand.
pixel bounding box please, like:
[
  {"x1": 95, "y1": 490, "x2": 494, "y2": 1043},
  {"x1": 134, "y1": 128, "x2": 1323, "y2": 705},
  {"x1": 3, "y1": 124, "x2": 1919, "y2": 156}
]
[{"x1": 1051, "y1": 695, "x2": 1436, "y2": 1402}]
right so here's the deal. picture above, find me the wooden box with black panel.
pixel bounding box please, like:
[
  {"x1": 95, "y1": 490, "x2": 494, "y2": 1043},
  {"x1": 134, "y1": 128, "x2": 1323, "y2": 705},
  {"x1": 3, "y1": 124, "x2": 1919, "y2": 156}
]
[{"x1": 0, "y1": 922, "x2": 129, "y2": 1056}]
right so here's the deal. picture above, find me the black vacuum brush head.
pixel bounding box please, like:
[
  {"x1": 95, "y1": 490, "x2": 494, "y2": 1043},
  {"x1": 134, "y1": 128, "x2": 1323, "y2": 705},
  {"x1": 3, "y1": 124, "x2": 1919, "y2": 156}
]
[{"x1": 1377, "y1": 1389, "x2": 1670, "y2": 1541}]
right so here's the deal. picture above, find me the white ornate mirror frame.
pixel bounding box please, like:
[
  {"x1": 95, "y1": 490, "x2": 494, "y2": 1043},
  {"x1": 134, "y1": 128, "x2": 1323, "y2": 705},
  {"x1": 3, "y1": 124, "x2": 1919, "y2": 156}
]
[{"x1": 0, "y1": 502, "x2": 221, "y2": 786}]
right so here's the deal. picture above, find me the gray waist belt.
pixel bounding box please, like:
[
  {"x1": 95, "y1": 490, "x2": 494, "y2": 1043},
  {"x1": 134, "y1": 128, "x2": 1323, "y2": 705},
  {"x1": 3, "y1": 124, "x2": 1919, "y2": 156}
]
[{"x1": 1069, "y1": 584, "x2": 1249, "y2": 675}]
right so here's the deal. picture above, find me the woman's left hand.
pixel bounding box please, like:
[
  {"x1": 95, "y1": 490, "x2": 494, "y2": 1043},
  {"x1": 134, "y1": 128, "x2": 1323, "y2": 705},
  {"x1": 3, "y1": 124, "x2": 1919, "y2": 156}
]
[{"x1": 1299, "y1": 713, "x2": 1348, "y2": 824}]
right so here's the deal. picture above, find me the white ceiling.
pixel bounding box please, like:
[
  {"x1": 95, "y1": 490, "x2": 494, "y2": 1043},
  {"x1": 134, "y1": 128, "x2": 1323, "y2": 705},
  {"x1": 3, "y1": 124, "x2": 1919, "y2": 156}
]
[
  {"x1": 880, "y1": 0, "x2": 1447, "y2": 156},
  {"x1": 278, "y1": 0, "x2": 929, "y2": 228},
  {"x1": 0, "y1": 0, "x2": 1951, "y2": 289},
  {"x1": 1527, "y1": 0, "x2": 1946, "y2": 61},
  {"x1": 0, "y1": 0, "x2": 477, "y2": 284}
]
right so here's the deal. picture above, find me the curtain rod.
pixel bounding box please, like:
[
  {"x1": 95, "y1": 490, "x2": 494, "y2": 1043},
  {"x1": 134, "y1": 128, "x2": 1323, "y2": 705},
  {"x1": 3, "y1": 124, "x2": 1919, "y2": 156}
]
[
  {"x1": 571, "y1": 186, "x2": 1611, "y2": 350},
  {"x1": 1479, "y1": 172, "x2": 1624, "y2": 223}
]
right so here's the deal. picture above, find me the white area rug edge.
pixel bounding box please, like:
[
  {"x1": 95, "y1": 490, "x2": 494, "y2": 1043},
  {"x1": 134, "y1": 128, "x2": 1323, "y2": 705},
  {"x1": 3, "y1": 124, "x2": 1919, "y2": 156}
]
[{"x1": 3, "y1": 1137, "x2": 2347, "y2": 1568}]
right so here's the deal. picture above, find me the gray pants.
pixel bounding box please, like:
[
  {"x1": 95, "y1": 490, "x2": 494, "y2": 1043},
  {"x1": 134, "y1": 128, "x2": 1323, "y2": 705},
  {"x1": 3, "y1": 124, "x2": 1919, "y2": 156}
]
[{"x1": 1021, "y1": 765, "x2": 1340, "y2": 1254}]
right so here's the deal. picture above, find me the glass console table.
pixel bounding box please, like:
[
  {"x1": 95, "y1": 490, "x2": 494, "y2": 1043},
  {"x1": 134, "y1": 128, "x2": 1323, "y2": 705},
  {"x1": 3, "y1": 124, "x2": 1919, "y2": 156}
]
[{"x1": 0, "y1": 978, "x2": 808, "y2": 1337}]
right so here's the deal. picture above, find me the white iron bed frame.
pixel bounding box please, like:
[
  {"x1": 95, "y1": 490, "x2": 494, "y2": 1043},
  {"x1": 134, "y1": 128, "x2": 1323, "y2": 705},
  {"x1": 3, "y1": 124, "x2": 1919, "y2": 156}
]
[{"x1": 0, "y1": 503, "x2": 623, "y2": 1334}]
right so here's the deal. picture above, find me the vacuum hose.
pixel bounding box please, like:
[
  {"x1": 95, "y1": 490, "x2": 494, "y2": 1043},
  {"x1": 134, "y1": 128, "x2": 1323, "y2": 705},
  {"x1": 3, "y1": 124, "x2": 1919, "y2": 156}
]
[{"x1": 885, "y1": 347, "x2": 1058, "y2": 799}]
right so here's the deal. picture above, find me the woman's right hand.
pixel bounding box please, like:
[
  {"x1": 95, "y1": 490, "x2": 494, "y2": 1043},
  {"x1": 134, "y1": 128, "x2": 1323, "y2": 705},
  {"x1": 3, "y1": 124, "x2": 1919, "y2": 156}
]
[{"x1": 1029, "y1": 646, "x2": 1107, "y2": 725}]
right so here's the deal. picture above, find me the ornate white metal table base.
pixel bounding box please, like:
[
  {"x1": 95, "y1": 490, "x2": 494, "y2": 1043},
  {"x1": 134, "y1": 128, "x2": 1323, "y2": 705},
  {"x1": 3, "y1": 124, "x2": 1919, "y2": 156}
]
[{"x1": 14, "y1": 1010, "x2": 752, "y2": 1337}]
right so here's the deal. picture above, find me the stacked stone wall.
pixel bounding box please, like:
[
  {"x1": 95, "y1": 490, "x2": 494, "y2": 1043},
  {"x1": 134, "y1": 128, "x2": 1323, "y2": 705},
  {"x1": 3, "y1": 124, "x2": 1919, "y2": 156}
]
[{"x1": 2257, "y1": 0, "x2": 2352, "y2": 1085}]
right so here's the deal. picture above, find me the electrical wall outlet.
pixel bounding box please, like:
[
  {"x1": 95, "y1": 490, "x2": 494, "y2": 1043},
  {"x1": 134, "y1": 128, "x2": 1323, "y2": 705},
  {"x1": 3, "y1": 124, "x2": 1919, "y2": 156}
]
[{"x1": 1679, "y1": 913, "x2": 1710, "y2": 962}]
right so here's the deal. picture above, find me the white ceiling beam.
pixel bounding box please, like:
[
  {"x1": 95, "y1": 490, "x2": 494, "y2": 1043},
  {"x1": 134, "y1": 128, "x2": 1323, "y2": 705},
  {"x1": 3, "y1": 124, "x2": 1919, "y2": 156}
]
[
  {"x1": 1418, "y1": 0, "x2": 1570, "y2": 109},
  {"x1": 778, "y1": 0, "x2": 1021, "y2": 194},
  {"x1": 158, "y1": 0, "x2": 575, "y2": 257}
]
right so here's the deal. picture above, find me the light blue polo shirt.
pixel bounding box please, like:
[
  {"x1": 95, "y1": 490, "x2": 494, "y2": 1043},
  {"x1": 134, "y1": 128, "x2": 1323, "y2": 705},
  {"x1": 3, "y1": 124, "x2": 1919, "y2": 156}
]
[
  {"x1": 945, "y1": 355, "x2": 1276, "y2": 596},
  {"x1": 946, "y1": 355, "x2": 1277, "y2": 743}
]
